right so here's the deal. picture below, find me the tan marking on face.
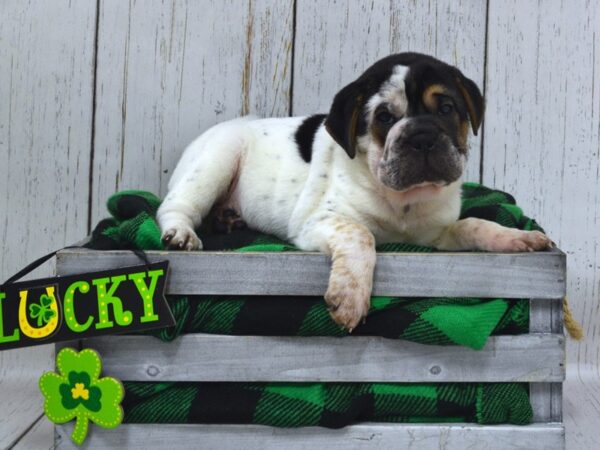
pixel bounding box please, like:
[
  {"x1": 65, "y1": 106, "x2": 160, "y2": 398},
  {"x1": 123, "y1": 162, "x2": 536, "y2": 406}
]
[
  {"x1": 423, "y1": 84, "x2": 448, "y2": 111},
  {"x1": 369, "y1": 126, "x2": 386, "y2": 148},
  {"x1": 344, "y1": 94, "x2": 364, "y2": 153},
  {"x1": 458, "y1": 120, "x2": 470, "y2": 149},
  {"x1": 456, "y1": 77, "x2": 482, "y2": 134}
]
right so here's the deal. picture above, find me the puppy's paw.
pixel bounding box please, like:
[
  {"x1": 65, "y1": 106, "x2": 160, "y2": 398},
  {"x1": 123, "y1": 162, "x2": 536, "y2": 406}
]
[
  {"x1": 324, "y1": 275, "x2": 371, "y2": 331},
  {"x1": 161, "y1": 225, "x2": 202, "y2": 251},
  {"x1": 489, "y1": 229, "x2": 553, "y2": 252}
]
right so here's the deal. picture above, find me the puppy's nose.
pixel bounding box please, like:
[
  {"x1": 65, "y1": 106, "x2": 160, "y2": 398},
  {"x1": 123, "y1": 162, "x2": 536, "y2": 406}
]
[{"x1": 406, "y1": 131, "x2": 437, "y2": 152}]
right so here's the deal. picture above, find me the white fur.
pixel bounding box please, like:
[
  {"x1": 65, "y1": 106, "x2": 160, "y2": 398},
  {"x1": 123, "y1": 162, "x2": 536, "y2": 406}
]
[
  {"x1": 157, "y1": 63, "x2": 551, "y2": 328},
  {"x1": 365, "y1": 65, "x2": 410, "y2": 120},
  {"x1": 158, "y1": 115, "x2": 462, "y2": 252}
]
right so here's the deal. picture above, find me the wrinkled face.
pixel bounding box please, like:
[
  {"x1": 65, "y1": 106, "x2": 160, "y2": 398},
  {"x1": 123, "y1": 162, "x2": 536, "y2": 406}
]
[
  {"x1": 325, "y1": 53, "x2": 484, "y2": 198},
  {"x1": 365, "y1": 64, "x2": 472, "y2": 193}
]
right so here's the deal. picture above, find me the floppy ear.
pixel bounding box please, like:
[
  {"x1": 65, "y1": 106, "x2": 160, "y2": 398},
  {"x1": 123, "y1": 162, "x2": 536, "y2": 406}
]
[
  {"x1": 324, "y1": 82, "x2": 364, "y2": 159},
  {"x1": 455, "y1": 73, "x2": 484, "y2": 136}
]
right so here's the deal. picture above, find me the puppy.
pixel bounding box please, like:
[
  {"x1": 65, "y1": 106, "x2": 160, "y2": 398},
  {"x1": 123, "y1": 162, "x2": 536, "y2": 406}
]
[{"x1": 157, "y1": 52, "x2": 551, "y2": 330}]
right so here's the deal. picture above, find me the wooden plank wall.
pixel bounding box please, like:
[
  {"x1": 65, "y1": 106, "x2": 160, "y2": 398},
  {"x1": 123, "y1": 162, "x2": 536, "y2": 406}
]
[
  {"x1": 484, "y1": 2, "x2": 600, "y2": 449},
  {"x1": 0, "y1": 0, "x2": 598, "y2": 448},
  {"x1": 89, "y1": 0, "x2": 294, "y2": 223},
  {"x1": 0, "y1": 1, "x2": 96, "y2": 448}
]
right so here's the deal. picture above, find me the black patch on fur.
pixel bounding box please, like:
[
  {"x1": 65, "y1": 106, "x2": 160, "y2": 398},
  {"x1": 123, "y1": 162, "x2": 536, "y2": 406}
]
[{"x1": 295, "y1": 114, "x2": 327, "y2": 162}]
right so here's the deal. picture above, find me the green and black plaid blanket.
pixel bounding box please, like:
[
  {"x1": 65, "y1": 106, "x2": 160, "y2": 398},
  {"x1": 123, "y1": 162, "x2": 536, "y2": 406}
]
[
  {"x1": 122, "y1": 382, "x2": 532, "y2": 427},
  {"x1": 87, "y1": 183, "x2": 541, "y2": 426}
]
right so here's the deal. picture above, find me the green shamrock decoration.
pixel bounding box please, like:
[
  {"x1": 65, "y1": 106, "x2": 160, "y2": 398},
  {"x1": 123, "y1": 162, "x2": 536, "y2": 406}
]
[
  {"x1": 39, "y1": 348, "x2": 124, "y2": 446},
  {"x1": 29, "y1": 294, "x2": 57, "y2": 326}
]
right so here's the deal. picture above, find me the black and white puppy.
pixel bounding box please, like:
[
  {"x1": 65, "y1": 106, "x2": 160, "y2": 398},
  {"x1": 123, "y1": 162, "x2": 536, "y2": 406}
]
[{"x1": 158, "y1": 52, "x2": 551, "y2": 330}]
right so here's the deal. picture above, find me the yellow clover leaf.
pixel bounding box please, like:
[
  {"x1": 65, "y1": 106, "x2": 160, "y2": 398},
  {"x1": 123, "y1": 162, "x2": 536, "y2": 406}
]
[{"x1": 39, "y1": 348, "x2": 124, "y2": 445}]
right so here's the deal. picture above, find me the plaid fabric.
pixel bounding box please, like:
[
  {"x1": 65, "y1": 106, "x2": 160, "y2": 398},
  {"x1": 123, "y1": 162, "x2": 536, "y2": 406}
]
[
  {"x1": 86, "y1": 182, "x2": 540, "y2": 426},
  {"x1": 122, "y1": 382, "x2": 532, "y2": 426},
  {"x1": 141, "y1": 295, "x2": 529, "y2": 349},
  {"x1": 87, "y1": 182, "x2": 538, "y2": 350}
]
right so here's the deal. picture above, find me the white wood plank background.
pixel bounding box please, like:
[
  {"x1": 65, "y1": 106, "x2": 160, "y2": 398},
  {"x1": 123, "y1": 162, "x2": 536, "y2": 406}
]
[
  {"x1": 89, "y1": 0, "x2": 294, "y2": 224},
  {"x1": 0, "y1": 0, "x2": 96, "y2": 448},
  {"x1": 483, "y1": 1, "x2": 600, "y2": 448},
  {"x1": 1, "y1": 0, "x2": 598, "y2": 448}
]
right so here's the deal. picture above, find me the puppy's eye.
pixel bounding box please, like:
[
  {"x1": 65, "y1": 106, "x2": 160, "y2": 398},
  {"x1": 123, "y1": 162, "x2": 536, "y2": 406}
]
[
  {"x1": 375, "y1": 111, "x2": 395, "y2": 124},
  {"x1": 439, "y1": 103, "x2": 454, "y2": 115}
]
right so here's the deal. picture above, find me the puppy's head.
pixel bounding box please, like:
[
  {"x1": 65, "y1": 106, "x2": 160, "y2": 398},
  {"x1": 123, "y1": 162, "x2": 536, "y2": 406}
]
[{"x1": 325, "y1": 52, "x2": 483, "y2": 199}]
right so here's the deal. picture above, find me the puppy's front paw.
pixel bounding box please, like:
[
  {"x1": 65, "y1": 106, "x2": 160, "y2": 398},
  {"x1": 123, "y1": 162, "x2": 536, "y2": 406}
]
[
  {"x1": 490, "y1": 229, "x2": 553, "y2": 252},
  {"x1": 325, "y1": 275, "x2": 371, "y2": 331},
  {"x1": 161, "y1": 226, "x2": 202, "y2": 251}
]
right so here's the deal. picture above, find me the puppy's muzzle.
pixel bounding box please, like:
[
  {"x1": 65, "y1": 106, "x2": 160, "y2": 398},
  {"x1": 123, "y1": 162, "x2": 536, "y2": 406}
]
[
  {"x1": 403, "y1": 125, "x2": 440, "y2": 153},
  {"x1": 379, "y1": 119, "x2": 463, "y2": 191}
]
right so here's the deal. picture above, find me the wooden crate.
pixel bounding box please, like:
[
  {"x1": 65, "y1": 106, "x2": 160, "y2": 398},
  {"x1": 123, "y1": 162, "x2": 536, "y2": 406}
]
[{"x1": 54, "y1": 248, "x2": 566, "y2": 449}]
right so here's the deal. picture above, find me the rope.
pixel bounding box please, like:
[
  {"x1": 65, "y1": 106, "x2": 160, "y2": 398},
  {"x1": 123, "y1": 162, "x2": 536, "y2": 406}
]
[{"x1": 563, "y1": 296, "x2": 584, "y2": 340}]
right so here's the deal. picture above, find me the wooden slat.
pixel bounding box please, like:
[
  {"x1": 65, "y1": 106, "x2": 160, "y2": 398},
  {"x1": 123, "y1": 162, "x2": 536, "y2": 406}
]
[
  {"x1": 56, "y1": 248, "x2": 566, "y2": 298},
  {"x1": 90, "y1": 0, "x2": 294, "y2": 224},
  {"x1": 12, "y1": 415, "x2": 53, "y2": 450},
  {"x1": 55, "y1": 423, "x2": 565, "y2": 450},
  {"x1": 550, "y1": 383, "x2": 563, "y2": 423},
  {"x1": 530, "y1": 298, "x2": 562, "y2": 334},
  {"x1": 529, "y1": 298, "x2": 564, "y2": 422},
  {"x1": 0, "y1": 2, "x2": 94, "y2": 281},
  {"x1": 484, "y1": 3, "x2": 598, "y2": 445},
  {"x1": 83, "y1": 334, "x2": 564, "y2": 383},
  {"x1": 293, "y1": 0, "x2": 487, "y2": 182},
  {"x1": 530, "y1": 382, "x2": 560, "y2": 423},
  {"x1": 0, "y1": 1, "x2": 96, "y2": 447}
]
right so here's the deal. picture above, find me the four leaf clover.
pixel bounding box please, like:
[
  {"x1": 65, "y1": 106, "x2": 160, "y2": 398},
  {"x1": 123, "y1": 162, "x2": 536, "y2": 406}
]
[
  {"x1": 39, "y1": 348, "x2": 124, "y2": 445},
  {"x1": 29, "y1": 294, "x2": 57, "y2": 327}
]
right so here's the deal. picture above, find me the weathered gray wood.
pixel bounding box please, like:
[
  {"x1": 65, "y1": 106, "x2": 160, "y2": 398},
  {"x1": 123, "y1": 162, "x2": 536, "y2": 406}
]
[
  {"x1": 530, "y1": 383, "x2": 552, "y2": 424},
  {"x1": 84, "y1": 334, "x2": 564, "y2": 383},
  {"x1": 529, "y1": 298, "x2": 564, "y2": 422},
  {"x1": 530, "y1": 382, "x2": 564, "y2": 424},
  {"x1": 551, "y1": 383, "x2": 563, "y2": 423},
  {"x1": 293, "y1": 0, "x2": 487, "y2": 182},
  {"x1": 56, "y1": 248, "x2": 566, "y2": 298},
  {"x1": 530, "y1": 299, "x2": 563, "y2": 334},
  {"x1": 530, "y1": 301, "x2": 564, "y2": 423},
  {"x1": 484, "y1": 3, "x2": 598, "y2": 445},
  {"x1": 0, "y1": 345, "x2": 55, "y2": 448},
  {"x1": 55, "y1": 422, "x2": 565, "y2": 450},
  {"x1": 0, "y1": 1, "x2": 96, "y2": 447},
  {"x1": 0, "y1": 0, "x2": 94, "y2": 282},
  {"x1": 12, "y1": 415, "x2": 53, "y2": 450},
  {"x1": 90, "y1": 0, "x2": 294, "y2": 224},
  {"x1": 530, "y1": 382, "x2": 563, "y2": 423},
  {"x1": 550, "y1": 298, "x2": 564, "y2": 423}
]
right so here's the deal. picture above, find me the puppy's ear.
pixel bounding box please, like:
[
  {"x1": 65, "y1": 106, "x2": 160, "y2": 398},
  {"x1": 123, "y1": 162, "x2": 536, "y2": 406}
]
[
  {"x1": 455, "y1": 73, "x2": 484, "y2": 136},
  {"x1": 325, "y1": 82, "x2": 364, "y2": 159}
]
